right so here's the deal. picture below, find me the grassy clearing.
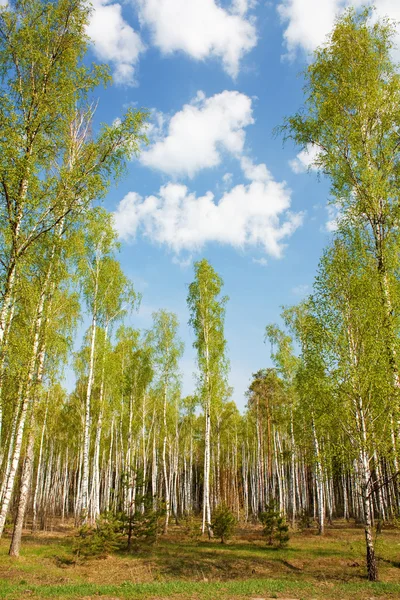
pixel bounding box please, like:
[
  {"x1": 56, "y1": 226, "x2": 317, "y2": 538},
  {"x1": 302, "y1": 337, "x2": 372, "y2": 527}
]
[
  {"x1": 0, "y1": 521, "x2": 399, "y2": 599},
  {"x1": 1, "y1": 578, "x2": 400, "y2": 600}
]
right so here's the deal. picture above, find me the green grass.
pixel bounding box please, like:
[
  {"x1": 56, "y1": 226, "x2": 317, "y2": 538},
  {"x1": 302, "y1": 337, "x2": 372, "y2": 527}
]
[
  {"x1": 0, "y1": 522, "x2": 399, "y2": 599},
  {"x1": 1, "y1": 578, "x2": 400, "y2": 600}
]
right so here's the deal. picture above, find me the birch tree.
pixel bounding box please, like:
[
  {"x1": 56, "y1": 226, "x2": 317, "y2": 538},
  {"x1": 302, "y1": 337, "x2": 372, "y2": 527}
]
[
  {"x1": 148, "y1": 310, "x2": 183, "y2": 532},
  {"x1": 77, "y1": 209, "x2": 138, "y2": 523},
  {"x1": 9, "y1": 282, "x2": 79, "y2": 556},
  {"x1": 281, "y1": 6, "x2": 400, "y2": 412},
  {"x1": 311, "y1": 230, "x2": 393, "y2": 580},
  {"x1": 265, "y1": 326, "x2": 300, "y2": 526},
  {"x1": 187, "y1": 259, "x2": 229, "y2": 536},
  {"x1": 0, "y1": 0, "x2": 147, "y2": 458}
]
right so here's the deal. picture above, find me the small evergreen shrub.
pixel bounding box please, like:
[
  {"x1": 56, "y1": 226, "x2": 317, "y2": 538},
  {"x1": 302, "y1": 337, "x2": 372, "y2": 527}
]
[
  {"x1": 259, "y1": 500, "x2": 279, "y2": 545},
  {"x1": 127, "y1": 500, "x2": 165, "y2": 550},
  {"x1": 259, "y1": 501, "x2": 290, "y2": 547},
  {"x1": 211, "y1": 504, "x2": 236, "y2": 544},
  {"x1": 182, "y1": 512, "x2": 202, "y2": 541},
  {"x1": 72, "y1": 512, "x2": 123, "y2": 560},
  {"x1": 276, "y1": 515, "x2": 290, "y2": 547}
]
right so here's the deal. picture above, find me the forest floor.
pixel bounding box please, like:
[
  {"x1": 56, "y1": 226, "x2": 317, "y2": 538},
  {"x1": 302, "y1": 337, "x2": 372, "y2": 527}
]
[{"x1": 0, "y1": 521, "x2": 399, "y2": 599}]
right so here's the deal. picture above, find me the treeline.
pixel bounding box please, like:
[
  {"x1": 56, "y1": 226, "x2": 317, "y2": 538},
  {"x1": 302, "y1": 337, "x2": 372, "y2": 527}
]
[{"x1": 0, "y1": 0, "x2": 400, "y2": 587}]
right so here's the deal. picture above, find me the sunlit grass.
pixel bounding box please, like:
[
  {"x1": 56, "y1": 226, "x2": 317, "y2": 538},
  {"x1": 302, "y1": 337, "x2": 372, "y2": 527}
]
[
  {"x1": 0, "y1": 522, "x2": 399, "y2": 599},
  {"x1": 1, "y1": 578, "x2": 400, "y2": 599}
]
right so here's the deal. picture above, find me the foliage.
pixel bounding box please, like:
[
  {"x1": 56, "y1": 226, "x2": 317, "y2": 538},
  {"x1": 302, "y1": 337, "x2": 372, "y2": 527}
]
[
  {"x1": 211, "y1": 504, "x2": 236, "y2": 544},
  {"x1": 278, "y1": 6, "x2": 400, "y2": 580},
  {"x1": 187, "y1": 259, "x2": 229, "y2": 407},
  {"x1": 276, "y1": 516, "x2": 290, "y2": 548},
  {"x1": 182, "y1": 512, "x2": 202, "y2": 541},
  {"x1": 72, "y1": 513, "x2": 123, "y2": 560},
  {"x1": 259, "y1": 501, "x2": 280, "y2": 545},
  {"x1": 127, "y1": 500, "x2": 166, "y2": 550},
  {"x1": 187, "y1": 259, "x2": 230, "y2": 535},
  {"x1": 72, "y1": 502, "x2": 167, "y2": 560},
  {"x1": 259, "y1": 501, "x2": 289, "y2": 547},
  {"x1": 3, "y1": 2, "x2": 400, "y2": 585}
]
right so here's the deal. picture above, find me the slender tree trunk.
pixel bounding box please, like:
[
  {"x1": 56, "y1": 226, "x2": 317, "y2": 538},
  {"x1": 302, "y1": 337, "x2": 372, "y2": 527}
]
[
  {"x1": 81, "y1": 292, "x2": 98, "y2": 523},
  {"x1": 152, "y1": 420, "x2": 158, "y2": 510},
  {"x1": 202, "y1": 399, "x2": 212, "y2": 536},
  {"x1": 9, "y1": 346, "x2": 47, "y2": 556},
  {"x1": 141, "y1": 393, "x2": 147, "y2": 515},
  {"x1": 311, "y1": 417, "x2": 324, "y2": 535},
  {"x1": 290, "y1": 411, "x2": 296, "y2": 527},
  {"x1": 162, "y1": 386, "x2": 170, "y2": 532},
  {"x1": 90, "y1": 323, "x2": 108, "y2": 522},
  {"x1": 32, "y1": 402, "x2": 48, "y2": 532},
  {"x1": 0, "y1": 268, "x2": 51, "y2": 537},
  {"x1": 9, "y1": 424, "x2": 35, "y2": 557},
  {"x1": 0, "y1": 391, "x2": 21, "y2": 504}
]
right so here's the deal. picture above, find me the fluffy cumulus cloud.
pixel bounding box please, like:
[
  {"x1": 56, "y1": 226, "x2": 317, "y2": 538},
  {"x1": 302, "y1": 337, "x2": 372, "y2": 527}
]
[
  {"x1": 87, "y1": 0, "x2": 144, "y2": 85},
  {"x1": 114, "y1": 159, "x2": 303, "y2": 258},
  {"x1": 325, "y1": 202, "x2": 342, "y2": 232},
  {"x1": 277, "y1": 0, "x2": 400, "y2": 58},
  {"x1": 289, "y1": 144, "x2": 321, "y2": 174},
  {"x1": 135, "y1": 0, "x2": 257, "y2": 77},
  {"x1": 141, "y1": 91, "x2": 254, "y2": 177}
]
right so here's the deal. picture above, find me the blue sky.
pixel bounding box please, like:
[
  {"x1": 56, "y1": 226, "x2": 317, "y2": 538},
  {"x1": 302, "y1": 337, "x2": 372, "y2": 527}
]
[{"x1": 71, "y1": 0, "x2": 400, "y2": 410}]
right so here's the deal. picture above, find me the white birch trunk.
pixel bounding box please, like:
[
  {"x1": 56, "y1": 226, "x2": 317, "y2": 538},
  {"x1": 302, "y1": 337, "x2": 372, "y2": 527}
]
[{"x1": 80, "y1": 302, "x2": 98, "y2": 522}]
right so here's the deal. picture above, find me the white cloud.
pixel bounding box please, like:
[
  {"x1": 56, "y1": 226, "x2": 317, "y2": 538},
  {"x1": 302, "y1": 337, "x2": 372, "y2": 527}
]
[
  {"x1": 252, "y1": 257, "x2": 268, "y2": 266},
  {"x1": 172, "y1": 255, "x2": 193, "y2": 269},
  {"x1": 325, "y1": 202, "x2": 342, "y2": 232},
  {"x1": 135, "y1": 0, "x2": 257, "y2": 77},
  {"x1": 232, "y1": 0, "x2": 258, "y2": 16},
  {"x1": 277, "y1": 0, "x2": 341, "y2": 57},
  {"x1": 241, "y1": 156, "x2": 270, "y2": 181},
  {"x1": 87, "y1": 0, "x2": 144, "y2": 85},
  {"x1": 278, "y1": 0, "x2": 400, "y2": 59},
  {"x1": 289, "y1": 144, "x2": 321, "y2": 174},
  {"x1": 141, "y1": 90, "x2": 254, "y2": 177},
  {"x1": 222, "y1": 173, "x2": 233, "y2": 185},
  {"x1": 145, "y1": 110, "x2": 166, "y2": 143},
  {"x1": 114, "y1": 158, "x2": 302, "y2": 258}
]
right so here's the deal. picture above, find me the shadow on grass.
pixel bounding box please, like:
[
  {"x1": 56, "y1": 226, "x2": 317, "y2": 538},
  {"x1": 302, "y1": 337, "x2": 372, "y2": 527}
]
[
  {"x1": 13, "y1": 535, "x2": 74, "y2": 550},
  {"x1": 160, "y1": 538, "x2": 347, "y2": 559},
  {"x1": 378, "y1": 556, "x2": 400, "y2": 569},
  {"x1": 147, "y1": 542, "x2": 307, "y2": 582}
]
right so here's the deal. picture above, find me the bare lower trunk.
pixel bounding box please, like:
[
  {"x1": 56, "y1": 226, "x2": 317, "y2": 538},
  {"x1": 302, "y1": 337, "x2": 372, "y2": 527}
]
[
  {"x1": 360, "y1": 447, "x2": 377, "y2": 581},
  {"x1": 290, "y1": 412, "x2": 296, "y2": 528},
  {"x1": 9, "y1": 347, "x2": 47, "y2": 556},
  {"x1": 152, "y1": 420, "x2": 158, "y2": 510},
  {"x1": 357, "y1": 399, "x2": 378, "y2": 581},
  {"x1": 81, "y1": 309, "x2": 97, "y2": 523},
  {"x1": 90, "y1": 324, "x2": 108, "y2": 522},
  {"x1": 202, "y1": 402, "x2": 212, "y2": 536},
  {"x1": 32, "y1": 403, "x2": 48, "y2": 532},
  {"x1": 8, "y1": 426, "x2": 35, "y2": 557},
  {"x1": 163, "y1": 386, "x2": 170, "y2": 532},
  {"x1": 0, "y1": 322, "x2": 43, "y2": 536},
  {"x1": 312, "y1": 417, "x2": 324, "y2": 535}
]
